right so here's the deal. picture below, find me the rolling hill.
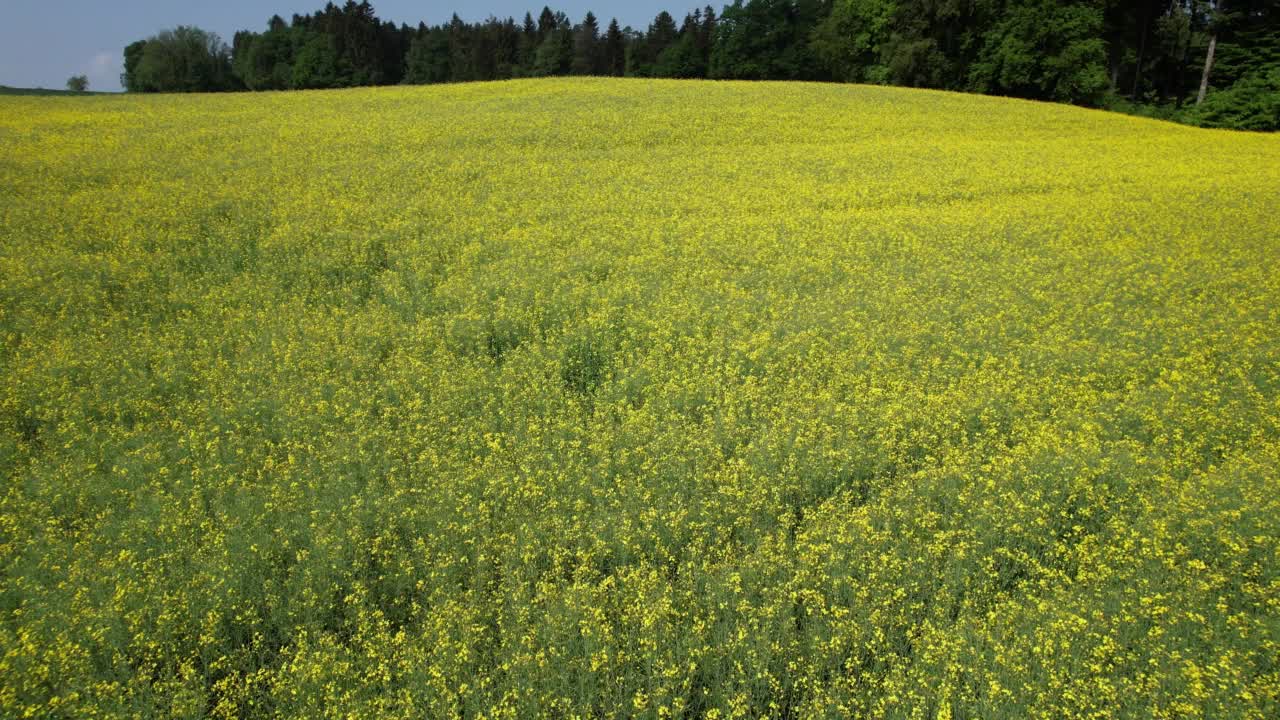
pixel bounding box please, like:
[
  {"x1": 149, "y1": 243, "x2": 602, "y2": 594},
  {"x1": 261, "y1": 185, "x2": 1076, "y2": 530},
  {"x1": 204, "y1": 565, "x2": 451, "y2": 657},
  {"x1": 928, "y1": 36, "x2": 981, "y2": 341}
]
[{"x1": 2, "y1": 79, "x2": 1278, "y2": 718}]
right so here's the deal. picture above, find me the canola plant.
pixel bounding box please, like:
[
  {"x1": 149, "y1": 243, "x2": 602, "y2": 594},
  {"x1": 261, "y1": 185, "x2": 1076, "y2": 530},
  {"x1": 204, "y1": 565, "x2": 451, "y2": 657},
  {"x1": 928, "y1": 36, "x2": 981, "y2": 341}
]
[{"x1": 1, "y1": 79, "x2": 1278, "y2": 718}]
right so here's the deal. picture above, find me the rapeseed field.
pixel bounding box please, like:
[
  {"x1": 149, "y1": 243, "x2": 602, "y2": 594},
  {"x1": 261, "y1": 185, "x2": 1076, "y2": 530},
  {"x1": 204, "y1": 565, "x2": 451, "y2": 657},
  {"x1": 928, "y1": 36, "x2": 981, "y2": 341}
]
[{"x1": 1, "y1": 78, "x2": 1278, "y2": 718}]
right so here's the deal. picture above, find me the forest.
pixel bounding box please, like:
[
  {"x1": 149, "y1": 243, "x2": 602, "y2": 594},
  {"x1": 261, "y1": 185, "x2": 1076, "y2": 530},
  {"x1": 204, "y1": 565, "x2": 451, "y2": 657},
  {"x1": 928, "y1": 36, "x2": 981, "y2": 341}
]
[
  {"x1": 117, "y1": 1, "x2": 1269, "y2": 128},
  {"x1": 120, "y1": 1, "x2": 1279, "y2": 129}
]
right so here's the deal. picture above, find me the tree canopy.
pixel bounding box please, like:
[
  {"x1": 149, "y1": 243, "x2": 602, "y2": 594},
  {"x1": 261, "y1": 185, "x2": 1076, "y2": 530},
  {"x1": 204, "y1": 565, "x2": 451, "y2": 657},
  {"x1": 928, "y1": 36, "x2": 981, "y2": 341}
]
[
  {"x1": 121, "y1": 1, "x2": 1280, "y2": 129},
  {"x1": 123, "y1": 26, "x2": 237, "y2": 93}
]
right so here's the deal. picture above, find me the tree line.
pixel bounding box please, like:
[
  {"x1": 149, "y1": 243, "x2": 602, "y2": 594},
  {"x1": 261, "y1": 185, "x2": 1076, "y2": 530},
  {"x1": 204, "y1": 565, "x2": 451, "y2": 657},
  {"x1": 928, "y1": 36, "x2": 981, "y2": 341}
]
[{"x1": 122, "y1": 1, "x2": 1279, "y2": 130}]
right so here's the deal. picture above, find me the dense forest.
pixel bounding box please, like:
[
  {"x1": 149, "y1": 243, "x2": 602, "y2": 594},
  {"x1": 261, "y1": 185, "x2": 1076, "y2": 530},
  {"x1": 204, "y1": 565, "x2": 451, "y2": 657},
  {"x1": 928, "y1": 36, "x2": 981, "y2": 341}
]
[{"x1": 121, "y1": 1, "x2": 1280, "y2": 130}]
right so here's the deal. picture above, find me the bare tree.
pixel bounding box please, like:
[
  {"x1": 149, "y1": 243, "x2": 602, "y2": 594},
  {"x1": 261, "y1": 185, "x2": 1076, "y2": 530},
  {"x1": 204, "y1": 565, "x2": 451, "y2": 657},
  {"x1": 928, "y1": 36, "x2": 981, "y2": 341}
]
[{"x1": 1196, "y1": 0, "x2": 1220, "y2": 105}]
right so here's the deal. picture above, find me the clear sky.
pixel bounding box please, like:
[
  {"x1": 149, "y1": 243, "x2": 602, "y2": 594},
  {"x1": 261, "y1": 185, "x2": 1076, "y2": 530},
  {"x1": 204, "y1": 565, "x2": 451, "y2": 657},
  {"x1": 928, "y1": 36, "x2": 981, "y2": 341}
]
[{"x1": 0, "y1": 1, "x2": 682, "y2": 92}]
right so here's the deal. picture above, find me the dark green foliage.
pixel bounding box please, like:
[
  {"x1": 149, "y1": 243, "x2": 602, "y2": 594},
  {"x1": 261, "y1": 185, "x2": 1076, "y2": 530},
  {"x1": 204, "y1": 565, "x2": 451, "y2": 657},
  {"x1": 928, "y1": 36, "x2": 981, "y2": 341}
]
[
  {"x1": 531, "y1": 14, "x2": 574, "y2": 77},
  {"x1": 810, "y1": 0, "x2": 896, "y2": 83},
  {"x1": 537, "y1": 6, "x2": 558, "y2": 38},
  {"x1": 1185, "y1": 0, "x2": 1280, "y2": 128},
  {"x1": 881, "y1": 0, "x2": 984, "y2": 89},
  {"x1": 629, "y1": 12, "x2": 681, "y2": 77},
  {"x1": 603, "y1": 20, "x2": 627, "y2": 76},
  {"x1": 292, "y1": 33, "x2": 341, "y2": 89},
  {"x1": 655, "y1": 12, "x2": 711, "y2": 78},
  {"x1": 1181, "y1": 67, "x2": 1280, "y2": 129},
  {"x1": 122, "y1": 26, "x2": 239, "y2": 93},
  {"x1": 231, "y1": 21, "x2": 293, "y2": 90},
  {"x1": 66, "y1": 75, "x2": 89, "y2": 92},
  {"x1": 571, "y1": 12, "x2": 602, "y2": 75},
  {"x1": 301, "y1": 0, "x2": 396, "y2": 85},
  {"x1": 970, "y1": 1, "x2": 1110, "y2": 104},
  {"x1": 447, "y1": 15, "x2": 475, "y2": 82},
  {"x1": 403, "y1": 27, "x2": 451, "y2": 85},
  {"x1": 656, "y1": 30, "x2": 706, "y2": 78},
  {"x1": 710, "y1": 0, "x2": 828, "y2": 80},
  {"x1": 228, "y1": 2, "x2": 410, "y2": 90},
  {"x1": 118, "y1": 0, "x2": 1277, "y2": 129},
  {"x1": 1211, "y1": 3, "x2": 1280, "y2": 88},
  {"x1": 122, "y1": 40, "x2": 147, "y2": 90}
]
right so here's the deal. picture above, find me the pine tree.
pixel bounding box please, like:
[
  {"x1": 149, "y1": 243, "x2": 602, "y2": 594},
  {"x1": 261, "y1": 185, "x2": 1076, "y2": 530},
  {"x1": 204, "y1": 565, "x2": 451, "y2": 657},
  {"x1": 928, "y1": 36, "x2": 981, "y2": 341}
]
[
  {"x1": 604, "y1": 19, "x2": 627, "y2": 76},
  {"x1": 572, "y1": 12, "x2": 601, "y2": 75}
]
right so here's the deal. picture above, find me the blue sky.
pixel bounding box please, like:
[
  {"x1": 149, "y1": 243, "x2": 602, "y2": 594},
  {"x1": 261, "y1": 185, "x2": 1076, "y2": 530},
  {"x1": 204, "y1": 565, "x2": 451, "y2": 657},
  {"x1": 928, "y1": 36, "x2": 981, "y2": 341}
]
[{"x1": 0, "y1": 1, "x2": 683, "y2": 92}]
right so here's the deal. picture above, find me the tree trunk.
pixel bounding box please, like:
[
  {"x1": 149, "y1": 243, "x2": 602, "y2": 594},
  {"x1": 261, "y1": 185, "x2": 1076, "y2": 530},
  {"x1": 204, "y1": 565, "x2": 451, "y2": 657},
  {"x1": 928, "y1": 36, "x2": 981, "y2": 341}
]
[{"x1": 1196, "y1": 32, "x2": 1217, "y2": 105}]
